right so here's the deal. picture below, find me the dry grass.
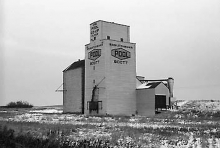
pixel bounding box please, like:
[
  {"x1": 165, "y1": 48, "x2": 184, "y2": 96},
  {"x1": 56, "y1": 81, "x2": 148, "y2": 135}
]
[{"x1": 1, "y1": 100, "x2": 220, "y2": 147}]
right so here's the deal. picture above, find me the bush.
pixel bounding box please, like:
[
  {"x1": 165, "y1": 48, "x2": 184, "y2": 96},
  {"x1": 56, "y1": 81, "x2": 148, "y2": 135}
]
[{"x1": 6, "y1": 101, "x2": 33, "y2": 108}]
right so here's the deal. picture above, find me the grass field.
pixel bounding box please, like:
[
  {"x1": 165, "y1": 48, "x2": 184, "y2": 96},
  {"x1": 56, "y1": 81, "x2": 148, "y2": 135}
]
[{"x1": 1, "y1": 100, "x2": 220, "y2": 147}]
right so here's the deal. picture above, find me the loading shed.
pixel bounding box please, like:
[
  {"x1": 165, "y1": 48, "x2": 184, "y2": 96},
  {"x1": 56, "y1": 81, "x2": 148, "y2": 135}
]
[{"x1": 136, "y1": 81, "x2": 169, "y2": 116}]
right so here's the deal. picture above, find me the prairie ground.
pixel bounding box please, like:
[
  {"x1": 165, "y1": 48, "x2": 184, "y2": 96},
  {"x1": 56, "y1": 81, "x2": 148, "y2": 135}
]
[{"x1": 0, "y1": 100, "x2": 220, "y2": 147}]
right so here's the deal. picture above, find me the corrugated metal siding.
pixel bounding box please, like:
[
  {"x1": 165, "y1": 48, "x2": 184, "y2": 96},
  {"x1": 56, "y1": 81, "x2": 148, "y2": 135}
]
[
  {"x1": 90, "y1": 20, "x2": 130, "y2": 42},
  {"x1": 86, "y1": 21, "x2": 136, "y2": 115},
  {"x1": 136, "y1": 89, "x2": 155, "y2": 116},
  {"x1": 85, "y1": 40, "x2": 136, "y2": 115},
  {"x1": 155, "y1": 83, "x2": 170, "y2": 106},
  {"x1": 63, "y1": 67, "x2": 83, "y2": 113},
  {"x1": 81, "y1": 65, "x2": 85, "y2": 113},
  {"x1": 102, "y1": 21, "x2": 129, "y2": 42},
  {"x1": 85, "y1": 40, "x2": 107, "y2": 115},
  {"x1": 105, "y1": 40, "x2": 136, "y2": 115}
]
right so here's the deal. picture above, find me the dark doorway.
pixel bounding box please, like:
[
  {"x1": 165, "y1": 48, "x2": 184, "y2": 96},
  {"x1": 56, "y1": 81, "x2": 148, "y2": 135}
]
[{"x1": 155, "y1": 95, "x2": 166, "y2": 111}]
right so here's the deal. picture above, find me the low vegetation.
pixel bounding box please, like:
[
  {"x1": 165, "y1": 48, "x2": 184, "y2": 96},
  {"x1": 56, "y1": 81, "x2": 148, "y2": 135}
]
[
  {"x1": 0, "y1": 124, "x2": 111, "y2": 148},
  {"x1": 0, "y1": 100, "x2": 220, "y2": 147},
  {"x1": 6, "y1": 101, "x2": 33, "y2": 108}
]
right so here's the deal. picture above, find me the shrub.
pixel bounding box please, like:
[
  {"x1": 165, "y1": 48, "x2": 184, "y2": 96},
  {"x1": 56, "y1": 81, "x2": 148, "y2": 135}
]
[{"x1": 6, "y1": 101, "x2": 33, "y2": 108}]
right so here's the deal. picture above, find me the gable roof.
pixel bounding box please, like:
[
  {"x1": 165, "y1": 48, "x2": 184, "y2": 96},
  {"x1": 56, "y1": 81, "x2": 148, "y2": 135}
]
[
  {"x1": 63, "y1": 60, "x2": 85, "y2": 72},
  {"x1": 137, "y1": 82, "x2": 167, "y2": 89},
  {"x1": 145, "y1": 82, "x2": 161, "y2": 89}
]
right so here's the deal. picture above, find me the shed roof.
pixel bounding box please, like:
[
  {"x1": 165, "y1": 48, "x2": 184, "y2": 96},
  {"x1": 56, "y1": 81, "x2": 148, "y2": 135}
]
[{"x1": 63, "y1": 60, "x2": 85, "y2": 72}]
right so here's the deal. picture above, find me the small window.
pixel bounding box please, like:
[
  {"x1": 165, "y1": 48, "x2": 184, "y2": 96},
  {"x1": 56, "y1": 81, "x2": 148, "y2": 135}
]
[
  {"x1": 107, "y1": 36, "x2": 110, "y2": 40},
  {"x1": 120, "y1": 38, "x2": 123, "y2": 42},
  {"x1": 94, "y1": 37, "x2": 96, "y2": 40},
  {"x1": 93, "y1": 66, "x2": 95, "y2": 70},
  {"x1": 93, "y1": 80, "x2": 95, "y2": 84}
]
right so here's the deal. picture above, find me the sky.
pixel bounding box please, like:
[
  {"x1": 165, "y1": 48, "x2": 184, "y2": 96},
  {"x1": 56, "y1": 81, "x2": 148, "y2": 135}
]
[{"x1": 1, "y1": 0, "x2": 220, "y2": 106}]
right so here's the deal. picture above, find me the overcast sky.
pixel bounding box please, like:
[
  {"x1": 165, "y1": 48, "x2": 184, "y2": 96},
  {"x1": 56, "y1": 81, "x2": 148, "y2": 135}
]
[{"x1": 1, "y1": 0, "x2": 220, "y2": 106}]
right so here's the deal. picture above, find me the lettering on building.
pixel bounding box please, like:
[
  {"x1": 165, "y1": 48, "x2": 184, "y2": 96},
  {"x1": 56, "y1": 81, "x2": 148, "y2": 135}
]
[
  {"x1": 88, "y1": 49, "x2": 101, "y2": 61},
  {"x1": 90, "y1": 60, "x2": 100, "y2": 65},
  {"x1": 91, "y1": 22, "x2": 99, "y2": 41},
  {"x1": 109, "y1": 43, "x2": 133, "y2": 49},
  {"x1": 114, "y1": 60, "x2": 128, "y2": 64},
  {"x1": 86, "y1": 42, "x2": 103, "y2": 50},
  {"x1": 111, "y1": 48, "x2": 131, "y2": 60}
]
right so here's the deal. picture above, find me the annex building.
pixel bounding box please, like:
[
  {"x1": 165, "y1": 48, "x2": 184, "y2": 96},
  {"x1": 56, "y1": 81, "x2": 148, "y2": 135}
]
[{"x1": 62, "y1": 20, "x2": 174, "y2": 116}]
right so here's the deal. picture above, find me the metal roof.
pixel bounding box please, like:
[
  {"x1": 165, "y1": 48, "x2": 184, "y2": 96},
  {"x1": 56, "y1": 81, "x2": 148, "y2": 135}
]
[
  {"x1": 145, "y1": 82, "x2": 162, "y2": 89},
  {"x1": 137, "y1": 82, "x2": 168, "y2": 89},
  {"x1": 63, "y1": 60, "x2": 85, "y2": 72}
]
